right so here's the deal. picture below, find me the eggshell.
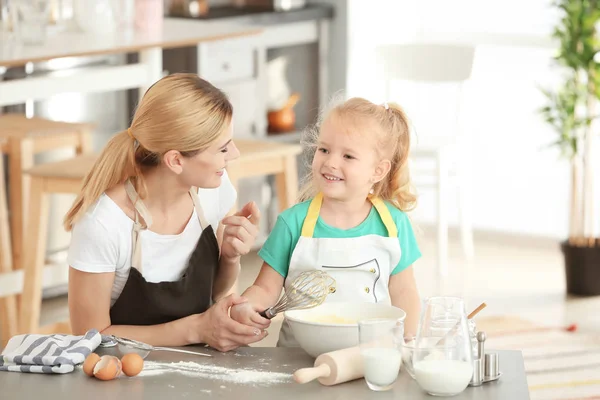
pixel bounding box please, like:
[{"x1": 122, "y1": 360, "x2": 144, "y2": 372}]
[
  {"x1": 93, "y1": 355, "x2": 122, "y2": 381},
  {"x1": 121, "y1": 353, "x2": 144, "y2": 377},
  {"x1": 82, "y1": 353, "x2": 101, "y2": 377}
]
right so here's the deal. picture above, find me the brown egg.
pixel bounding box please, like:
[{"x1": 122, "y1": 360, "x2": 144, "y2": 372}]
[
  {"x1": 82, "y1": 353, "x2": 101, "y2": 377},
  {"x1": 93, "y1": 355, "x2": 122, "y2": 381},
  {"x1": 121, "y1": 353, "x2": 144, "y2": 377}
]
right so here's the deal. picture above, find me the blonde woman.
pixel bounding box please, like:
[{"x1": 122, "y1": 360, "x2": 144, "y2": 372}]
[{"x1": 65, "y1": 73, "x2": 267, "y2": 352}]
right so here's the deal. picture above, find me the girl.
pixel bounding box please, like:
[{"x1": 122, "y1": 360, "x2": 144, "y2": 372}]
[
  {"x1": 231, "y1": 97, "x2": 422, "y2": 346},
  {"x1": 65, "y1": 73, "x2": 268, "y2": 352}
]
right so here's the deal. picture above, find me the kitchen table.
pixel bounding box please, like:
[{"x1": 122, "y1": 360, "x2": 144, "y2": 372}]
[{"x1": 0, "y1": 346, "x2": 530, "y2": 399}]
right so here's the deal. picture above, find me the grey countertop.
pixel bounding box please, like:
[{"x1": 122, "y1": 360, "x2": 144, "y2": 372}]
[
  {"x1": 168, "y1": 4, "x2": 335, "y2": 26},
  {"x1": 0, "y1": 346, "x2": 530, "y2": 399}
]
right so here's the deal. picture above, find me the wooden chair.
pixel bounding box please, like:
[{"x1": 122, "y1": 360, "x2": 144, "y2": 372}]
[
  {"x1": 0, "y1": 157, "x2": 17, "y2": 347},
  {"x1": 17, "y1": 138, "x2": 301, "y2": 335},
  {"x1": 16, "y1": 153, "x2": 97, "y2": 335},
  {"x1": 0, "y1": 114, "x2": 94, "y2": 345},
  {"x1": 0, "y1": 113, "x2": 94, "y2": 271}
]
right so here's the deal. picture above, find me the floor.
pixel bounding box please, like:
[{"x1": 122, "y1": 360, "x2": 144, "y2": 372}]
[{"x1": 34, "y1": 225, "x2": 600, "y2": 348}]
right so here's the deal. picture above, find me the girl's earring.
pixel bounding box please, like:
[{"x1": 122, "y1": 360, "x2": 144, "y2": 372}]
[{"x1": 369, "y1": 187, "x2": 374, "y2": 195}]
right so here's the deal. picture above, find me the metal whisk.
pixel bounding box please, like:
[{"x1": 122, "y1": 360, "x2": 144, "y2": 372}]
[{"x1": 259, "y1": 270, "x2": 336, "y2": 319}]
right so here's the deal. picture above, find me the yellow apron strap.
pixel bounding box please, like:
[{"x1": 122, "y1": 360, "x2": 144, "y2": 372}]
[
  {"x1": 369, "y1": 196, "x2": 397, "y2": 237},
  {"x1": 300, "y1": 193, "x2": 397, "y2": 238},
  {"x1": 300, "y1": 192, "x2": 323, "y2": 237}
]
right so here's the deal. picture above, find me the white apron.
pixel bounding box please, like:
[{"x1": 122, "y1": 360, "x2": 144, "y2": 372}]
[{"x1": 277, "y1": 192, "x2": 402, "y2": 348}]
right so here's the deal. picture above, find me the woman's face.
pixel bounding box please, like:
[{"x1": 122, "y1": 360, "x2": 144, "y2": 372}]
[{"x1": 180, "y1": 122, "x2": 240, "y2": 189}]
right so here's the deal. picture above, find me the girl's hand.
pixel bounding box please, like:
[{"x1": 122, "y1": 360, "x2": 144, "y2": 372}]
[
  {"x1": 220, "y1": 202, "x2": 260, "y2": 261},
  {"x1": 230, "y1": 302, "x2": 271, "y2": 330}
]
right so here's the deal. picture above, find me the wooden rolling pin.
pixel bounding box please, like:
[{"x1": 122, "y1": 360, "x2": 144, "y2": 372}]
[{"x1": 293, "y1": 346, "x2": 363, "y2": 386}]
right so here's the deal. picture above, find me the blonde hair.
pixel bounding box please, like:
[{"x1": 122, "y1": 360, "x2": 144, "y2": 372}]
[
  {"x1": 299, "y1": 96, "x2": 417, "y2": 212},
  {"x1": 64, "y1": 73, "x2": 233, "y2": 231}
]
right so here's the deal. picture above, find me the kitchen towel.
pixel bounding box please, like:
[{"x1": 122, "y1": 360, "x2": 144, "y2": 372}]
[{"x1": 0, "y1": 329, "x2": 101, "y2": 374}]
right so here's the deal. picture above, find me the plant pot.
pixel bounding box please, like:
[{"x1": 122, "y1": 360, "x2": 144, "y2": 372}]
[{"x1": 561, "y1": 240, "x2": 600, "y2": 296}]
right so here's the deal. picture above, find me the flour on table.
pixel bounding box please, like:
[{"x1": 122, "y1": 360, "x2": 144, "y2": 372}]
[{"x1": 137, "y1": 361, "x2": 293, "y2": 386}]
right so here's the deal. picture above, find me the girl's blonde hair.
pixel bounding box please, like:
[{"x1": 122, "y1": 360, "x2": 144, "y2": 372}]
[
  {"x1": 64, "y1": 73, "x2": 233, "y2": 231},
  {"x1": 299, "y1": 96, "x2": 417, "y2": 212}
]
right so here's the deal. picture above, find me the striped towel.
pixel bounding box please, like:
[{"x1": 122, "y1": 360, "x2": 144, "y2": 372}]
[{"x1": 0, "y1": 329, "x2": 101, "y2": 374}]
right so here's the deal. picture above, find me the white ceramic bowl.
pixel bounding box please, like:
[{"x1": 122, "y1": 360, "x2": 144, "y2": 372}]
[{"x1": 284, "y1": 302, "x2": 407, "y2": 358}]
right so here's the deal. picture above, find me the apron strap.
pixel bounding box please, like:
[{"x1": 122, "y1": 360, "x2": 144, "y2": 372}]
[
  {"x1": 300, "y1": 192, "x2": 398, "y2": 238},
  {"x1": 189, "y1": 187, "x2": 211, "y2": 231},
  {"x1": 124, "y1": 179, "x2": 153, "y2": 228},
  {"x1": 300, "y1": 192, "x2": 323, "y2": 237},
  {"x1": 124, "y1": 180, "x2": 211, "y2": 272},
  {"x1": 369, "y1": 196, "x2": 398, "y2": 237},
  {"x1": 125, "y1": 179, "x2": 152, "y2": 272}
]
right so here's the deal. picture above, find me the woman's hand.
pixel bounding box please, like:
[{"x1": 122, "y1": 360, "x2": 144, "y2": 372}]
[
  {"x1": 193, "y1": 293, "x2": 268, "y2": 352},
  {"x1": 220, "y1": 202, "x2": 260, "y2": 262}
]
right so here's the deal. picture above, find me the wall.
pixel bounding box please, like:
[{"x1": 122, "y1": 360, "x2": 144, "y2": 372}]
[
  {"x1": 343, "y1": 0, "x2": 590, "y2": 240},
  {"x1": 203, "y1": 0, "x2": 589, "y2": 240}
]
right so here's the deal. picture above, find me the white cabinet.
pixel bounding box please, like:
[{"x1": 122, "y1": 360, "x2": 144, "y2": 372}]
[{"x1": 198, "y1": 41, "x2": 256, "y2": 84}]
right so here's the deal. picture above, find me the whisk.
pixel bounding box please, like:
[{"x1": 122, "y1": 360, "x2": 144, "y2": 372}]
[{"x1": 259, "y1": 270, "x2": 336, "y2": 319}]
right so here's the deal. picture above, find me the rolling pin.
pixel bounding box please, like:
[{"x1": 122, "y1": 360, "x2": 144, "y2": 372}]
[{"x1": 293, "y1": 346, "x2": 363, "y2": 386}]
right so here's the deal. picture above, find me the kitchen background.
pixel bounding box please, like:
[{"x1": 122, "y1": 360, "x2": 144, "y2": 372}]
[
  {"x1": 2, "y1": 1, "x2": 600, "y2": 398},
  {"x1": 0, "y1": 1, "x2": 595, "y2": 301},
  {"x1": 1, "y1": 0, "x2": 336, "y2": 291},
  {"x1": 0, "y1": 0, "x2": 592, "y2": 300}
]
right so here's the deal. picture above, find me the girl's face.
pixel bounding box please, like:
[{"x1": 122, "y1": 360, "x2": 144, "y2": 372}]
[
  {"x1": 312, "y1": 115, "x2": 390, "y2": 202},
  {"x1": 180, "y1": 122, "x2": 240, "y2": 188}
]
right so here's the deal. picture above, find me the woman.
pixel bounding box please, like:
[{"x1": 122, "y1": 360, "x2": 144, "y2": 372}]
[{"x1": 64, "y1": 73, "x2": 268, "y2": 352}]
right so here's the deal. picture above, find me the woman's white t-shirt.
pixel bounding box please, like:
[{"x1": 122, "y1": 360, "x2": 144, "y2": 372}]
[{"x1": 67, "y1": 171, "x2": 237, "y2": 306}]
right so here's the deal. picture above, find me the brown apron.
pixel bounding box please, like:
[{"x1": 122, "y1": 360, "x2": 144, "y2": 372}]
[{"x1": 109, "y1": 179, "x2": 219, "y2": 326}]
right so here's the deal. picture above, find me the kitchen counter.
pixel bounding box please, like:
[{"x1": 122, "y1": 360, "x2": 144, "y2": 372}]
[
  {"x1": 169, "y1": 3, "x2": 334, "y2": 26},
  {"x1": 0, "y1": 18, "x2": 264, "y2": 107},
  {"x1": 0, "y1": 347, "x2": 530, "y2": 399}
]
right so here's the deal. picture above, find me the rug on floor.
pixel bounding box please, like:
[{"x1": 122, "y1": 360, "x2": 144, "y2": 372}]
[{"x1": 476, "y1": 316, "x2": 600, "y2": 400}]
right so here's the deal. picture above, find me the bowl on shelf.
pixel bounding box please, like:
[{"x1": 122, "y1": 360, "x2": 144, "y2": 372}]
[{"x1": 284, "y1": 302, "x2": 406, "y2": 358}]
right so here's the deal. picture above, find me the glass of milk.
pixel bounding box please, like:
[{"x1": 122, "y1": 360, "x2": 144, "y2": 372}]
[
  {"x1": 358, "y1": 318, "x2": 404, "y2": 391},
  {"x1": 412, "y1": 297, "x2": 474, "y2": 397}
]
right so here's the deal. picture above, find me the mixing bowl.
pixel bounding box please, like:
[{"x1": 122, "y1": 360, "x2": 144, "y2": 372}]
[{"x1": 284, "y1": 302, "x2": 406, "y2": 358}]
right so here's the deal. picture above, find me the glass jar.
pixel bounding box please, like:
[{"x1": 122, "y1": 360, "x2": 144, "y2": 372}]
[{"x1": 413, "y1": 296, "x2": 473, "y2": 397}]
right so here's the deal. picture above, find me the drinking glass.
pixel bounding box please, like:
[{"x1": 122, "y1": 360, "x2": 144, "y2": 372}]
[
  {"x1": 358, "y1": 318, "x2": 404, "y2": 391},
  {"x1": 413, "y1": 296, "x2": 473, "y2": 396}
]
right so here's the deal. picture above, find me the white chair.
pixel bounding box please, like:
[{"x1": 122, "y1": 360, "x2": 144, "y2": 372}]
[{"x1": 375, "y1": 43, "x2": 476, "y2": 278}]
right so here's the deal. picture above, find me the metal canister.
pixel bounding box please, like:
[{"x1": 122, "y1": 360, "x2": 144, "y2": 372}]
[
  {"x1": 470, "y1": 357, "x2": 484, "y2": 386},
  {"x1": 485, "y1": 352, "x2": 500, "y2": 378}
]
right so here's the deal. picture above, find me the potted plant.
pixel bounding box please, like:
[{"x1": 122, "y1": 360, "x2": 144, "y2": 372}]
[{"x1": 540, "y1": 0, "x2": 600, "y2": 296}]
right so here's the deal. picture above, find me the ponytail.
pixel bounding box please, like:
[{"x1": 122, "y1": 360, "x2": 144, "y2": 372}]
[
  {"x1": 374, "y1": 102, "x2": 417, "y2": 212},
  {"x1": 63, "y1": 130, "x2": 137, "y2": 231}
]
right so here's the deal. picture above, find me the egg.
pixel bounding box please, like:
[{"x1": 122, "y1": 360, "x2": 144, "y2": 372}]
[
  {"x1": 121, "y1": 353, "x2": 144, "y2": 377},
  {"x1": 82, "y1": 353, "x2": 101, "y2": 377},
  {"x1": 93, "y1": 355, "x2": 122, "y2": 381}
]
